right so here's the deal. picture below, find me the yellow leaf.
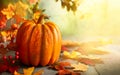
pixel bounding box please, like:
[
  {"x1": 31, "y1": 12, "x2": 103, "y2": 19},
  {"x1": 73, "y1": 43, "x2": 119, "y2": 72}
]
[
  {"x1": 1, "y1": 4, "x2": 15, "y2": 19},
  {"x1": 23, "y1": 67, "x2": 35, "y2": 75},
  {"x1": 71, "y1": 63, "x2": 88, "y2": 72},
  {"x1": 14, "y1": 71, "x2": 23, "y2": 75},
  {"x1": 15, "y1": 1, "x2": 28, "y2": 17},
  {"x1": 33, "y1": 69, "x2": 44, "y2": 75},
  {"x1": 63, "y1": 51, "x2": 81, "y2": 59},
  {"x1": 1, "y1": 31, "x2": 7, "y2": 36}
]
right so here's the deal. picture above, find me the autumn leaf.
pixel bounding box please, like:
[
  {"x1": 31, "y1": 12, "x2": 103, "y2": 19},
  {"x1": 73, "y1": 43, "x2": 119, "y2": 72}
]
[
  {"x1": 61, "y1": 45, "x2": 69, "y2": 52},
  {"x1": 23, "y1": 67, "x2": 34, "y2": 75},
  {"x1": 71, "y1": 63, "x2": 88, "y2": 72},
  {"x1": 13, "y1": 15, "x2": 24, "y2": 24},
  {"x1": 0, "y1": 12, "x2": 7, "y2": 29},
  {"x1": 1, "y1": 4, "x2": 15, "y2": 19},
  {"x1": 14, "y1": 67, "x2": 44, "y2": 75},
  {"x1": 14, "y1": 71, "x2": 23, "y2": 75},
  {"x1": 15, "y1": 1, "x2": 28, "y2": 18},
  {"x1": 62, "y1": 51, "x2": 81, "y2": 59},
  {"x1": 62, "y1": 40, "x2": 81, "y2": 47},
  {"x1": 28, "y1": 0, "x2": 39, "y2": 4},
  {"x1": 78, "y1": 58, "x2": 95, "y2": 66},
  {"x1": 50, "y1": 62, "x2": 71, "y2": 70},
  {"x1": 75, "y1": 47, "x2": 88, "y2": 55}
]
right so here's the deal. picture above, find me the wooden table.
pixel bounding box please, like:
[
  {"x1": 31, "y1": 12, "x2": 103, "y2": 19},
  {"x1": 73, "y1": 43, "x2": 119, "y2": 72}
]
[{"x1": 1, "y1": 44, "x2": 120, "y2": 75}]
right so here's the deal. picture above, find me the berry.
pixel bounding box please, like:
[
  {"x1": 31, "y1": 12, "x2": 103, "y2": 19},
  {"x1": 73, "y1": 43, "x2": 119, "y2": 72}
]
[
  {"x1": 8, "y1": 55, "x2": 12, "y2": 60},
  {"x1": 11, "y1": 60, "x2": 15, "y2": 64},
  {"x1": 11, "y1": 24, "x2": 18, "y2": 30},
  {"x1": 2, "y1": 55, "x2": 7, "y2": 60},
  {"x1": 15, "y1": 51, "x2": 19, "y2": 55},
  {"x1": 15, "y1": 55, "x2": 19, "y2": 59}
]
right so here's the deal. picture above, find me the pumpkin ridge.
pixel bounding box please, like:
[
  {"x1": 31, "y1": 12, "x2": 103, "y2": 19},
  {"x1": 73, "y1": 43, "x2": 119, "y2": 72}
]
[
  {"x1": 40, "y1": 24, "x2": 54, "y2": 66},
  {"x1": 46, "y1": 23, "x2": 58, "y2": 64},
  {"x1": 46, "y1": 22, "x2": 62, "y2": 63},
  {"x1": 18, "y1": 23, "x2": 35, "y2": 65},
  {"x1": 28, "y1": 24, "x2": 42, "y2": 66}
]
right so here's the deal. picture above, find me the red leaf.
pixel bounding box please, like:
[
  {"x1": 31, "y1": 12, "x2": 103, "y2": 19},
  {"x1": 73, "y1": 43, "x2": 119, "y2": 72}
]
[
  {"x1": 79, "y1": 58, "x2": 95, "y2": 66},
  {"x1": 13, "y1": 15, "x2": 24, "y2": 24},
  {"x1": 58, "y1": 70, "x2": 81, "y2": 75},
  {"x1": 0, "y1": 12, "x2": 7, "y2": 29},
  {"x1": 61, "y1": 46, "x2": 69, "y2": 51},
  {"x1": 56, "y1": 62, "x2": 71, "y2": 70}
]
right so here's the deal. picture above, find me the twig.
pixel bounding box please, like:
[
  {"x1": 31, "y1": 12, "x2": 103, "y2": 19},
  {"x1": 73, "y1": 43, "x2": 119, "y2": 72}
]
[{"x1": 94, "y1": 66, "x2": 101, "y2": 75}]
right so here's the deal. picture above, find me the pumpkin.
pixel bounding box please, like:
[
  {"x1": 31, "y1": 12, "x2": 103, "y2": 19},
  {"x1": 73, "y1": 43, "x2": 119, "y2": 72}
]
[{"x1": 16, "y1": 15, "x2": 62, "y2": 66}]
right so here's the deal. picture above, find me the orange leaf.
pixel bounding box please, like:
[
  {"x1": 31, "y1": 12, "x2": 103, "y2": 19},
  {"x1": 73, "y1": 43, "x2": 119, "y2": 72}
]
[
  {"x1": 79, "y1": 58, "x2": 95, "y2": 66},
  {"x1": 13, "y1": 15, "x2": 24, "y2": 24},
  {"x1": 23, "y1": 67, "x2": 34, "y2": 75},
  {"x1": 14, "y1": 71, "x2": 23, "y2": 75},
  {"x1": 0, "y1": 12, "x2": 7, "y2": 29}
]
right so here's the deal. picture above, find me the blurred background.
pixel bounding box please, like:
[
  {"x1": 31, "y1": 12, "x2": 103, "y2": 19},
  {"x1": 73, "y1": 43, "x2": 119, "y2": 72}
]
[{"x1": 40, "y1": 0, "x2": 120, "y2": 43}]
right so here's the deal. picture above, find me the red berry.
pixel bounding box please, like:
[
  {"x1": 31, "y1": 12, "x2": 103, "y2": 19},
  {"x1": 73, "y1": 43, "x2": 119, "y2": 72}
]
[
  {"x1": 11, "y1": 60, "x2": 15, "y2": 64},
  {"x1": 15, "y1": 55, "x2": 19, "y2": 59},
  {"x1": 8, "y1": 55, "x2": 12, "y2": 60},
  {"x1": 11, "y1": 24, "x2": 18, "y2": 30},
  {"x1": 15, "y1": 51, "x2": 19, "y2": 55},
  {"x1": 2, "y1": 55, "x2": 7, "y2": 60},
  {"x1": 0, "y1": 44, "x2": 4, "y2": 48}
]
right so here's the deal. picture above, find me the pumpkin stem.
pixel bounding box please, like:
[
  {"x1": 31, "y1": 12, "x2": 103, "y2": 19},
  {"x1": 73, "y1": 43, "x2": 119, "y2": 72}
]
[{"x1": 37, "y1": 14, "x2": 49, "y2": 24}]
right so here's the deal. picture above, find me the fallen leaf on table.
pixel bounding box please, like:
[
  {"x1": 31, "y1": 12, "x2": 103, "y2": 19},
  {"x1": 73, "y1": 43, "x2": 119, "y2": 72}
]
[
  {"x1": 62, "y1": 40, "x2": 81, "y2": 47},
  {"x1": 14, "y1": 67, "x2": 44, "y2": 75},
  {"x1": 61, "y1": 46, "x2": 69, "y2": 51},
  {"x1": 78, "y1": 58, "x2": 104, "y2": 66},
  {"x1": 75, "y1": 47, "x2": 88, "y2": 55},
  {"x1": 58, "y1": 69, "x2": 81, "y2": 75},
  {"x1": 71, "y1": 63, "x2": 88, "y2": 72},
  {"x1": 50, "y1": 62, "x2": 71, "y2": 70},
  {"x1": 78, "y1": 58, "x2": 95, "y2": 66},
  {"x1": 14, "y1": 71, "x2": 23, "y2": 75},
  {"x1": 23, "y1": 67, "x2": 34, "y2": 75},
  {"x1": 63, "y1": 51, "x2": 81, "y2": 59}
]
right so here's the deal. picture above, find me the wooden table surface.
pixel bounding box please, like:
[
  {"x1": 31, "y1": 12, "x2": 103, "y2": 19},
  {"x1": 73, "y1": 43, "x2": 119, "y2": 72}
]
[{"x1": 1, "y1": 44, "x2": 120, "y2": 75}]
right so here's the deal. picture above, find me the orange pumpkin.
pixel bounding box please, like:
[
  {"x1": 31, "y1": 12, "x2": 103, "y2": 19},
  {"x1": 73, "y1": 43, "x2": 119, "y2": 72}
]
[{"x1": 16, "y1": 15, "x2": 62, "y2": 66}]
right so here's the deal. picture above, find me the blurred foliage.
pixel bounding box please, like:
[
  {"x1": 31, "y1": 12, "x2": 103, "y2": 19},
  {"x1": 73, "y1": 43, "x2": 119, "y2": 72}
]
[{"x1": 56, "y1": 0, "x2": 81, "y2": 12}]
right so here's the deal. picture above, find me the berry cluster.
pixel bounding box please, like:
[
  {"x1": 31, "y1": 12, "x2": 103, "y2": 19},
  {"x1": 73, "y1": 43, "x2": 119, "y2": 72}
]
[{"x1": 0, "y1": 51, "x2": 20, "y2": 73}]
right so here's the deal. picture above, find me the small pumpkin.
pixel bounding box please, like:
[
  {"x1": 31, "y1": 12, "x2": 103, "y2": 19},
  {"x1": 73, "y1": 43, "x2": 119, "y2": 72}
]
[{"x1": 16, "y1": 14, "x2": 62, "y2": 66}]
